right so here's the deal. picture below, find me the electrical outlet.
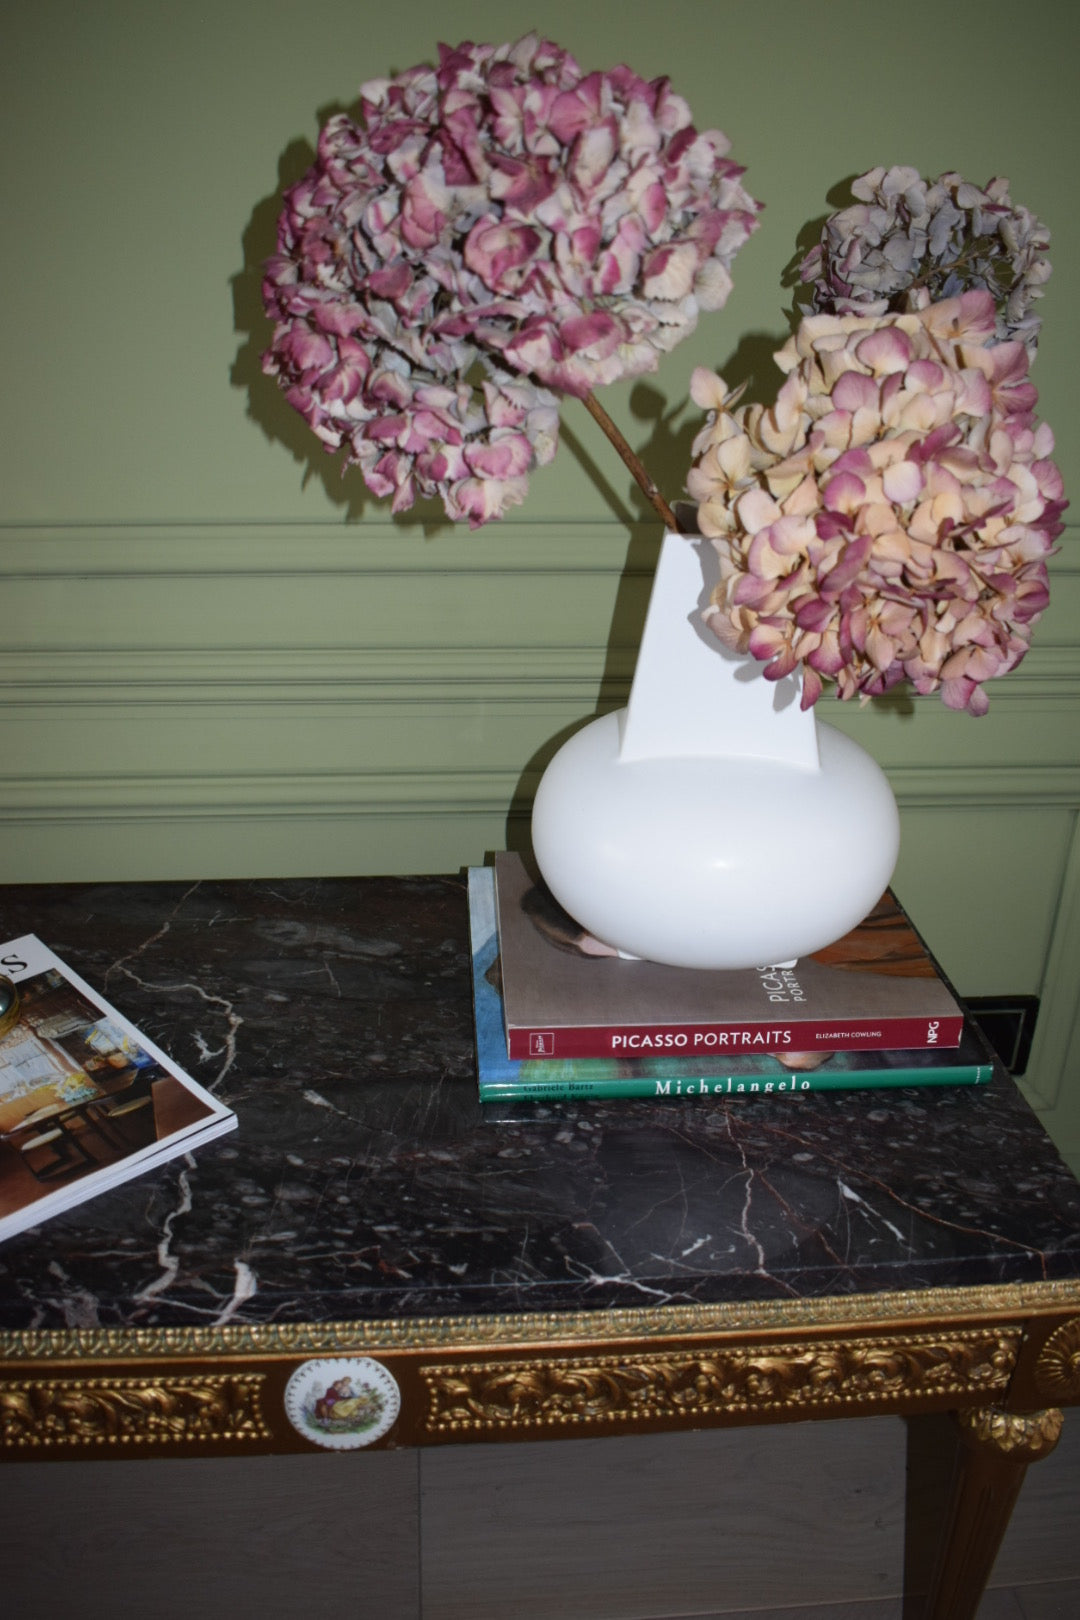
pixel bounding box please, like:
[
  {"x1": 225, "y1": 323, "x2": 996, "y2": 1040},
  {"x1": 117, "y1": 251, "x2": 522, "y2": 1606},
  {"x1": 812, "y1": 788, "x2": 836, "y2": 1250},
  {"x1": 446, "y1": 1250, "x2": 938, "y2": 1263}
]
[{"x1": 964, "y1": 995, "x2": 1040, "y2": 1076}]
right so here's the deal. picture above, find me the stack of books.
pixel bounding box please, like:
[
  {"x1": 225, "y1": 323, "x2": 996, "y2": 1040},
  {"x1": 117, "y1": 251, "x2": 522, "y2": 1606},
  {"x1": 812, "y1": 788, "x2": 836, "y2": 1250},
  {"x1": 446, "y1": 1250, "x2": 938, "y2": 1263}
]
[{"x1": 468, "y1": 854, "x2": 995, "y2": 1105}]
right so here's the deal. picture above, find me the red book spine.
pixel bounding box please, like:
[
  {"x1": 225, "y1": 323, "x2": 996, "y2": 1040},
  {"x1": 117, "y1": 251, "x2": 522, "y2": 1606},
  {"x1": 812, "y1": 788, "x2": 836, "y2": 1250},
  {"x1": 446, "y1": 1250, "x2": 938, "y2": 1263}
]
[{"x1": 506, "y1": 1014, "x2": 966, "y2": 1061}]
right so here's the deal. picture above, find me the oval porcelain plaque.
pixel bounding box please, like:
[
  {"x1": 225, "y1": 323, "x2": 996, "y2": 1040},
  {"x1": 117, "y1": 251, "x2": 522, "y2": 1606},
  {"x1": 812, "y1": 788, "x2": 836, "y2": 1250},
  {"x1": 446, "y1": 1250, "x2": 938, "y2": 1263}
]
[{"x1": 284, "y1": 1356, "x2": 400, "y2": 1450}]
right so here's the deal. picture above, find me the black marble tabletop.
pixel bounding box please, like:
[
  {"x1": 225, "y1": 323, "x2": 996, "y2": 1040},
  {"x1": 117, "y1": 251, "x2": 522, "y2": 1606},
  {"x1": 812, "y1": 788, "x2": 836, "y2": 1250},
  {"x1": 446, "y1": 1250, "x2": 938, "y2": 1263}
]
[{"x1": 1, "y1": 873, "x2": 1078, "y2": 1333}]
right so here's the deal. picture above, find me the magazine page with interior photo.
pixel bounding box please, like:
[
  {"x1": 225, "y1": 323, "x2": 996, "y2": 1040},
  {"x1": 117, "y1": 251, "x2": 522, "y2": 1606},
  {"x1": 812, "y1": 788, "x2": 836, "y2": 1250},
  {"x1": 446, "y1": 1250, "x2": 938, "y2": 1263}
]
[{"x1": 0, "y1": 935, "x2": 236, "y2": 1242}]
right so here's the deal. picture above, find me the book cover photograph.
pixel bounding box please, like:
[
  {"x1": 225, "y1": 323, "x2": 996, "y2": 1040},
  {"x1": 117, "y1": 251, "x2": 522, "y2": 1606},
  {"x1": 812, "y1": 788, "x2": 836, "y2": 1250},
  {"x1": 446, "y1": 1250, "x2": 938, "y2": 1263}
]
[
  {"x1": 469, "y1": 868, "x2": 993, "y2": 1102},
  {"x1": 493, "y1": 852, "x2": 965, "y2": 1061},
  {"x1": 0, "y1": 934, "x2": 237, "y2": 1242}
]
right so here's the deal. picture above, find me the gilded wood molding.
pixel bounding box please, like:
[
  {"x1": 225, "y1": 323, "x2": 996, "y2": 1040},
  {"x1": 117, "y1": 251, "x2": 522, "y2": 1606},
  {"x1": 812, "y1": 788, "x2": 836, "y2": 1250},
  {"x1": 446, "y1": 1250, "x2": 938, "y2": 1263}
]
[
  {"x1": 956, "y1": 1404, "x2": 1064, "y2": 1461},
  {"x1": 2, "y1": 1279, "x2": 1078, "y2": 1365},
  {"x1": 1035, "y1": 1316, "x2": 1080, "y2": 1401},
  {"x1": 421, "y1": 1326, "x2": 1022, "y2": 1438},
  {"x1": 0, "y1": 1373, "x2": 270, "y2": 1452}
]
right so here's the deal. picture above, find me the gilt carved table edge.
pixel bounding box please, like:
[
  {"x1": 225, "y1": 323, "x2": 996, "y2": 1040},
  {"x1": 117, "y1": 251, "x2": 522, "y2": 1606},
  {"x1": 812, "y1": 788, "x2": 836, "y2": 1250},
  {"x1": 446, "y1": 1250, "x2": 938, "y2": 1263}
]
[
  {"x1": 415, "y1": 1317, "x2": 1027, "y2": 1440},
  {"x1": 4, "y1": 1278, "x2": 1080, "y2": 1365},
  {"x1": 2, "y1": 1276, "x2": 1080, "y2": 1367},
  {"x1": 5, "y1": 1282, "x2": 1080, "y2": 1459},
  {"x1": 0, "y1": 1370, "x2": 273, "y2": 1457}
]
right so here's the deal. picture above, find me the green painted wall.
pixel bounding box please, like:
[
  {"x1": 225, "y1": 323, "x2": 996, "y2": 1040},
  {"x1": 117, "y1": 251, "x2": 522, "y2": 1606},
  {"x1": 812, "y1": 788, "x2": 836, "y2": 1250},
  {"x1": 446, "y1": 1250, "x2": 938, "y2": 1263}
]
[{"x1": 2, "y1": 2, "x2": 1079, "y2": 1156}]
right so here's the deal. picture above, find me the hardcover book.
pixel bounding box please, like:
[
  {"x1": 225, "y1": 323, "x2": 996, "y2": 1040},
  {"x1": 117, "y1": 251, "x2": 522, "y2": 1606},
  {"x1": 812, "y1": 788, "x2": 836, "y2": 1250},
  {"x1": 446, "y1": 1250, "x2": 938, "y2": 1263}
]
[
  {"x1": 0, "y1": 934, "x2": 237, "y2": 1242},
  {"x1": 491, "y1": 852, "x2": 966, "y2": 1062},
  {"x1": 470, "y1": 868, "x2": 991, "y2": 1101}
]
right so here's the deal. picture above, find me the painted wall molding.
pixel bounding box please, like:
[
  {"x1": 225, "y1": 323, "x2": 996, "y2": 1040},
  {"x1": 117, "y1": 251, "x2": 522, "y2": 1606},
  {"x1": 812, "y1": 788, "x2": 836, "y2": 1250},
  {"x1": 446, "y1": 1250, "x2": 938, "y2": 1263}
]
[
  {"x1": 2, "y1": 514, "x2": 1077, "y2": 572},
  {"x1": 2, "y1": 762, "x2": 1079, "y2": 825},
  {"x1": 3, "y1": 519, "x2": 1078, "y2": 845}
]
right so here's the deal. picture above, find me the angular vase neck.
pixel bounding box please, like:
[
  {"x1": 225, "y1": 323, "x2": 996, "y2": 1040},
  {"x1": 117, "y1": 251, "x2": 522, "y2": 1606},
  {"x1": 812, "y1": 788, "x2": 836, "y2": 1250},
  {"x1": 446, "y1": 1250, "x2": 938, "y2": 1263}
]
[{"x1": 618, "y1": 530, "x2": 821, "y2": 771}]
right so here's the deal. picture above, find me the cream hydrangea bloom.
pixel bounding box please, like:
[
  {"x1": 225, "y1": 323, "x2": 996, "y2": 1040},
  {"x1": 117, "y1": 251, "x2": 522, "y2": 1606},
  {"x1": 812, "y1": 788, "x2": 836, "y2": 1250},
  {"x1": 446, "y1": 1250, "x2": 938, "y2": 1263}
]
[{"x1": 687, "y1": 291, "x2": 1065, "y2": 714}]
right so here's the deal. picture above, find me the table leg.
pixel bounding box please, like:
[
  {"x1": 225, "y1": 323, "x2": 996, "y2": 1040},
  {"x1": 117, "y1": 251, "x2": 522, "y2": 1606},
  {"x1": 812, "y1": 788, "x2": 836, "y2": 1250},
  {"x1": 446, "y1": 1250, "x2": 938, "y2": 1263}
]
[{"x1": 921, "y1": 1405, "x2": 1063, "y2": 1620}]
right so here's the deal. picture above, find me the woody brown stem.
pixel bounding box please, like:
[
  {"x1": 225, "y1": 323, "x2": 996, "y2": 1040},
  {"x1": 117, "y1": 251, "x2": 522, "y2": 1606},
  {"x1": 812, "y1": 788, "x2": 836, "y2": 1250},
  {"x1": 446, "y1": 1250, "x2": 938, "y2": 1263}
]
[{"x1": 580, "y1": 391, "x2": 679, "y2": 532}]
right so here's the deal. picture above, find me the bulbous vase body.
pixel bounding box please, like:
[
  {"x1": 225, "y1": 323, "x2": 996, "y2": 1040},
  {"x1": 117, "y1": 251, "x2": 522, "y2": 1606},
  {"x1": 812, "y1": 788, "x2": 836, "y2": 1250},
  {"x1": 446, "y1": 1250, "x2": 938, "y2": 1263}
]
[{"x1": 530, "y1": 533, "x2": 901, "y2": 970}]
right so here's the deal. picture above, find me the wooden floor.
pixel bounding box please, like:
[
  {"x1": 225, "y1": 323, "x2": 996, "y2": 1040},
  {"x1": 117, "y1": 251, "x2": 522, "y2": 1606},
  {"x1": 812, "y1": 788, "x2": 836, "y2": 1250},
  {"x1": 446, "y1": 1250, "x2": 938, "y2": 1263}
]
[
  {"x1": 3, "y1": 1410, "x2": 1079, "y2": 1617},
  {"x1": 706, "y1": 1594, "x2": 1080, "y2": 1618}
]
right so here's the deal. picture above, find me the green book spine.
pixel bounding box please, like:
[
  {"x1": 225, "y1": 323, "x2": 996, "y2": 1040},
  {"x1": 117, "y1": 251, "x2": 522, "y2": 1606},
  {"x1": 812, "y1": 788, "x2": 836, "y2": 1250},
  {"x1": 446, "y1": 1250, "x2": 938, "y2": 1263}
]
[{"x1": 477, "y1": 1067, "x2": 991, "y2": 1102}]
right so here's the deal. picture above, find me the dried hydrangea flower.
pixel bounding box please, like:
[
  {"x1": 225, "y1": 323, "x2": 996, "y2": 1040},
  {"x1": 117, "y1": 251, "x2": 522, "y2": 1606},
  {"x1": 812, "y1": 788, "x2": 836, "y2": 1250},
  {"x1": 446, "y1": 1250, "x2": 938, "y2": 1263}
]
[
  {"x1": 263, "y1": 35, "x2": 760, "y2": 526},
  {"x1": 687, "y1": 290, "x2": 1066, "y2": 715},
  {"x1": 800, "y1": 167, "x2": 1051, "y2": 357}
]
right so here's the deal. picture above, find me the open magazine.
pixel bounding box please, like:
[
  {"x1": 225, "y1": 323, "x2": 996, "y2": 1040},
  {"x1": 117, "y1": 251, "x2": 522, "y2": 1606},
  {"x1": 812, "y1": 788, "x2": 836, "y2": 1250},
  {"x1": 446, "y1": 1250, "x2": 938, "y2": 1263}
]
[{"x1": 0, "y1": 934, "x2": 236, "y2": 1242}]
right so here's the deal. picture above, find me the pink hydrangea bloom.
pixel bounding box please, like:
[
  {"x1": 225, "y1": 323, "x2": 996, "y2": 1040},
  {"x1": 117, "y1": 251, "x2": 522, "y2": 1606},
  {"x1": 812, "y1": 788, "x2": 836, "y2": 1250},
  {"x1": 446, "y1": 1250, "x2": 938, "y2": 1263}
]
[
  {"x1": 263, "y1": 35, "x2": 760, "y2": 525},
  {"x1": 688, "y1": 291, "x2": 1066, "y2": 714}
]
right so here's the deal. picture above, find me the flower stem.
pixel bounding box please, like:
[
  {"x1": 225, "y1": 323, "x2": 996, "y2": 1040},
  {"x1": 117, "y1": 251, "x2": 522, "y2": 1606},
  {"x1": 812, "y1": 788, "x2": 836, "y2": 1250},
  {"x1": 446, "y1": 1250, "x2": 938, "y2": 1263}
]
[{"x1": 580, "y1": 391, "x2": 679, "y2": 532}]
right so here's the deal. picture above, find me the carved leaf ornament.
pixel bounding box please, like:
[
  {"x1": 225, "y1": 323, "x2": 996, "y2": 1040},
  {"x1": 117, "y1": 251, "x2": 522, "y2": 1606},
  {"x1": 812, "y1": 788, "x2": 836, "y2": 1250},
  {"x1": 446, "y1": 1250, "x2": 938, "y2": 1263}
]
[
  {"x1": 0, "y1": 1374, "x2": 269, "y2": 1450},
  {"x1": 424, "y1": 1329, "x2": 1020, "y2": 1435}
]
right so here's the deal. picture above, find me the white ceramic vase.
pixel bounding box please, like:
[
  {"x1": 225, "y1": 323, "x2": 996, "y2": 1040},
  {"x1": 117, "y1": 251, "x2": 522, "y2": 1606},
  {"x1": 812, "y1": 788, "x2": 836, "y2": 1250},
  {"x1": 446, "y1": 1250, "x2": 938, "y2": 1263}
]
[{"x1": 530, "y1": 531, "x2": 901, "y2": 970}]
